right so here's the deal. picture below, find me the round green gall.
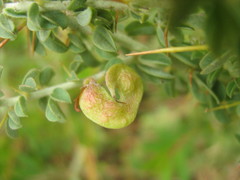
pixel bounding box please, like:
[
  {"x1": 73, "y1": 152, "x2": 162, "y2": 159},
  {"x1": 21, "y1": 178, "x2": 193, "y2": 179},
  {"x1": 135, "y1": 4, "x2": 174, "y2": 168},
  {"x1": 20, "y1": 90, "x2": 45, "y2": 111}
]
[{"x1": 78, "y1": 63, "x2": 143, "y2": 129}]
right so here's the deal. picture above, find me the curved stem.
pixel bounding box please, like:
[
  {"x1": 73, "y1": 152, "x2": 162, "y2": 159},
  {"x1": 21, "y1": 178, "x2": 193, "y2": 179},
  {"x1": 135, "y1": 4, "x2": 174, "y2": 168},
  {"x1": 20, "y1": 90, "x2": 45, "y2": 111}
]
[{"x1": 0, "y1": 71, "x2": 104, "y2": 107}]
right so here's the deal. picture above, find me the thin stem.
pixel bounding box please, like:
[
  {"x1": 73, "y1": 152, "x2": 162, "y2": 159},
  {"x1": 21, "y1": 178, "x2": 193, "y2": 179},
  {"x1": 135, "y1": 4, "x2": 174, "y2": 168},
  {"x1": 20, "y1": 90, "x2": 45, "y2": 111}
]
[
  {"x1": 125, "y1": 45, "x2": 208, "y2": 56},
  {"x1": 0, "y1": 71, "x2": 105, "y2": 107},
  {"x1": 0, "y1": 39, "x2": 9, "y2": 48},
  {"x1": 206, "y1": 101, "x2": 240, "y2": 112}
]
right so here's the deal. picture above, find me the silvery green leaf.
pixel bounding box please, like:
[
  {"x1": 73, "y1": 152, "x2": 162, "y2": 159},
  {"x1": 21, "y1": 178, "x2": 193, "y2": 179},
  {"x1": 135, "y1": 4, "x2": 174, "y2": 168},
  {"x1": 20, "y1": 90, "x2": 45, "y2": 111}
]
[
  {"x1": 19, "y1": 77, "x2": 37, "y2": 92},
  {"x1": 0, "y1": 14, "x2": 16, "y2": 39},
  {"x1": 39, "y1": 67, "x2": 55, "y2": 86},
  {"x1": 50, "y1": 88, "x2": 72, "y2": 104},
  {"x1": 45, "y1": 99, "x2": 65, "y2": 122},
  {"x1": 14, "y1": 96, "x2": 28, "y2": 117},
  {"x1": 8, "y1": 111, "x2": 22, "y2": 130},
  {"x1": 93, "y1": 25, "x2": 117, "y2": 53},
  {"x1": 76, "y1": 7, "x2": 92, "y2": 26},
  {"x1": 138, "y1": 65, "x2": 174, "y2": 80}
]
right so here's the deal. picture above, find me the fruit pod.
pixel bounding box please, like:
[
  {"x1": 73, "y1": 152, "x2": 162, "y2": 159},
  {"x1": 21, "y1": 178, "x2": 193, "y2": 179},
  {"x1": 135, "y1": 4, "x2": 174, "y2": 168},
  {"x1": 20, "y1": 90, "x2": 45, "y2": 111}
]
[{"x1": 78, "y1": 63, "x2": 143, "y2": 129}]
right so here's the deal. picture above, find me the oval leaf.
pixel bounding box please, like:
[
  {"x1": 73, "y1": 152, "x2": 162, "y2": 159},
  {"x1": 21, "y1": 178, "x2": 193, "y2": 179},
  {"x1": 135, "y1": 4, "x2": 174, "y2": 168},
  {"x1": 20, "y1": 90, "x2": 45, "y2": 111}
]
[
  {"x1": 138, "y1": 65, "x2": 174, "y2": 80},
  {"x1": 45, "y1": 99, "x2": 65, "y2": 122},
  {"x1": 0, "y1": 14, "x2": 16, "y2": 39},
  {"x1": 51, "y1": 88, "x2": 72, "y2": 103},
  {"x1": 14, "y1": 96, "x2": 28, "y2": 117},
  {"x1": 39, "y1": 67, "x2": 55, "y2": 86},
  {"x1": 19, "y1": 77, "x2": 37, "y2": 92},
  {"x1": 93, "y1": 25, "x2": 117, "y2": 52},
  {"x1": 42, "y1": 33, "x2": 68, "y2": 53},
  {"x1": 76, "y1": 7, "x2": 92, "y2": 26},
  {"x1": 42, "y1": 11, "x2": 68, "y2": 29},
  {"x1": 139, "y1": 54, "x2": 172, "y2": 67},
  {"x1": 8, "y1": 111, "x2": 22, "y2": 130},
  {"x1": 226, "y1": 80, "x2": 237, "y2": 98},
  {"x1": 5, "y1": 120, "x2": 18, "y2": 139}
]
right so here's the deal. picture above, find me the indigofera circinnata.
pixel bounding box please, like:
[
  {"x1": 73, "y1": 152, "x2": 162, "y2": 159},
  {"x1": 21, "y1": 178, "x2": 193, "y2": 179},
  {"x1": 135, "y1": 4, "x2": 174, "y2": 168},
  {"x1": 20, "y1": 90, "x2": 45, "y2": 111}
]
[{"x1": 78, "y1": 64, "x2": 143, "y2": 129}]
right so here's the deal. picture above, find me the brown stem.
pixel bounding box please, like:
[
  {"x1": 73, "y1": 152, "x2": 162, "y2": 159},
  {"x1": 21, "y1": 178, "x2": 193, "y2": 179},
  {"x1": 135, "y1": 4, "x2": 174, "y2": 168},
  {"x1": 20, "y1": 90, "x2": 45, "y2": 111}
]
[
  {"x1": 0, "y1": 39, "x2": 10, "y2": 48},
  {"x1": 164, "y1": 25, "x2": 169, "y2": 48},
  {"x1": 0, "y1": 21, "x2": 26, "y2": 49}
]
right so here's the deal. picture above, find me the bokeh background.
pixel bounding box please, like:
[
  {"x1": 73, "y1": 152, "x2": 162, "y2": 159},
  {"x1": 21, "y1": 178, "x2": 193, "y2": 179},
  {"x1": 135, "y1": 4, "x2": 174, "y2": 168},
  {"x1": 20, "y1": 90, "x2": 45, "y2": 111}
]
[{"x1": 0, "y1": 15, "x2": 240, "y2": 180}]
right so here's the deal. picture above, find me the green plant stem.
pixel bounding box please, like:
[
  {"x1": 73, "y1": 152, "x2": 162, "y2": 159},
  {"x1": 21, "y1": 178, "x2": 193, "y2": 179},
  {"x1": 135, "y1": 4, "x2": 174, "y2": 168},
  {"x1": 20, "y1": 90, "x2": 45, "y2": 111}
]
[
  {"x1": 3, "y1": 0, "x2": 128, "y2": 12},
  {"x1": 126, "y1": 45, "x2": 208, "y2": 56},
  {"x1": 0, "y1": 71, "x2": 104, "y2": 108}
]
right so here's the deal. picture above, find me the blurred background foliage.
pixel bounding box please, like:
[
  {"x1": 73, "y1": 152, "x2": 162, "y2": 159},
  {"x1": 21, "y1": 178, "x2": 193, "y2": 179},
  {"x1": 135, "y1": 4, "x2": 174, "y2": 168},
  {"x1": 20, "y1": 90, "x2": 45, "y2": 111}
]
[
  {"x1": 1, "y1": 36, "x2": 240, "y2": 179},
  {"x1": 1, "y1": 0, "x2": 240, "y2": 179}
]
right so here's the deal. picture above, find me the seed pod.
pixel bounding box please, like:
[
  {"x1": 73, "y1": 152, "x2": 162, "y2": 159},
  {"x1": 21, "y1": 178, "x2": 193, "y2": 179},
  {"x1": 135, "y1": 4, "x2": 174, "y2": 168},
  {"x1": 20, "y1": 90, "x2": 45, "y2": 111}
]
[{"x1": 78, "y1": 64, "x2": 143, "y2": 129}]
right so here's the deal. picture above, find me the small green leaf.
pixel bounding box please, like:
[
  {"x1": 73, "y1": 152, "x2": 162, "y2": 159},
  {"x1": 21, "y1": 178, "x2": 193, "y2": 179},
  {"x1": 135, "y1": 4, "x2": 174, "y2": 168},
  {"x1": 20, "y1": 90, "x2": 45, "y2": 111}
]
[
  {"x1": 50, "y1": 88, "x2": 72, "y2": 103},
  {"x1": 67, "y1": 71, "x2": 79, "y2": 81},
  {"x1": 76, "y1": 7, "x2": 92, "y2": 26},
  {"x1": 14, "y1": 96, "x2": 28, "y2": 117},
  {"x1": 172, "y1": 52, "x2": 197, "y2": 68},
  {"x1": 125, "y1": 21, "x2": 155, "y2": 36},
  {"x1": 3, "y1": 8, "x2": 27, "y2": 18},
  {"x1": 138, "y1": 65, "x2": 174, "y2": 80},
  {"x1": 39, "y1": 67, "x2": 55, "y2": 86},
  {"x1": 5, "y1": 120, "x2": 18, "y2": 139},
  {"x1": 27, "y1": 3, "x2": 56, "y2": 31},
  {"x1": 156, "y1": 25, "x2": 165, "y2": 47},
  {"x1": 45, "y1": 99, "x2": 65, "y2": 122},
  {"x1": 37, "y1": 30, "x2": 51, "y2": 42},
  {"x1": 226, "y1": 80, "x2": 237, "y2": 98},
  {"x1": 0, "y1": 65, "x2": 3, "y2": 78},
  {"x1": 19, "y1": 77, "x2": 37, "y2": 92},
  {"x1": 27, "y1": 3, "x2": 41, "y2": 31},
  {"x1": 206, "y1": 69, "x2": 221, "y2": 88},
  {"x1": 42, "y1": 33, "x2": 68, "y2": 53},
  {"x1": 69, "y1": 60, "x2": 83, "y2": 73},
  {"x1": 139, "y1": 54, "x2": 172, "y2": 67},
  {"x1": 0, "y1": 14, "x2": 16, "y2": 39},
  {"x1": 42, "y1": 11, "x2": 68, "y2": 29},
  {"x1": 190, "y1": 80, "x2": 209, "y2": 104},
  {"x1": 224, "y1": 56, "x2": 240, "y2": 78},
  {"x1": 38, "y1": 97, "x2": 48, "y2": 111},
  {"x1": 95, "y1": 46, "x2": 117, "y2": 60},
  {"x1": 21, "y1": 68, "x2": 39, "y2": 85},
  {"x1": 210, "y1": 99, "x2": 230, "y2": 123},
  {"x1": 8, "y1": 111, "x2": 22, "y2": 130},
  {"x1": 93, "y1": 25, "x2": 117, "y2": 52},
  {"x1": 34, "y1": 39, "x2": 46, "y2": 56},
  {"x1": 194, "y1": 74, "x2": 220, "y2": 104},
  {"x1": 200, "y1": 52, "x2": 230, "y2": 75},
  {"x1": 68, "y1": 34, "x2": 86, "y2": 53},
  {"x1": 68, "y1": 0, "x2": 86, "y2": 11}
]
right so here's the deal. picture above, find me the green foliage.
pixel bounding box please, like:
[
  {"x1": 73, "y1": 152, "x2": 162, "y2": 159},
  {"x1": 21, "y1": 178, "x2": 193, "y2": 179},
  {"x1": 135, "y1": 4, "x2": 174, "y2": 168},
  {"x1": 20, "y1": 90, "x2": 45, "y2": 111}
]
[
  {"x1": 0, "y1": 14, "x2": 16, "y2": 39},
  {"x1": 0, "y1": 0, "x2": 240, "y2": 143}
]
